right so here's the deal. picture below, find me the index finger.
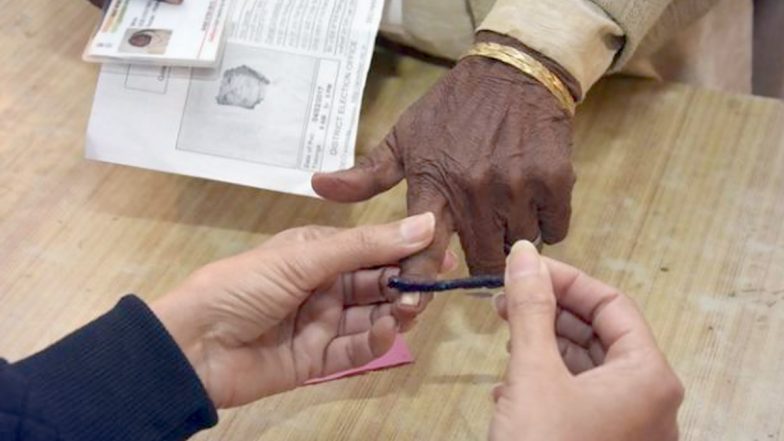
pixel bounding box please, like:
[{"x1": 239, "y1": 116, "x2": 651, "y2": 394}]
[
  {"x1": 394, "y1": 185, "x2": 454, "y2": 326},
  {"x1": 542, "y1": 257, "x2": 659, "y2": 362},
  {"x1": 399, "y1": 184, "x2": 454, "y2": 279}
]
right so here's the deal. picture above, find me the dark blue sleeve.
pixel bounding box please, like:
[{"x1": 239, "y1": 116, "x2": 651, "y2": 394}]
[{"x1": 0, "y1": 295, "x2": 218, "y2": 441}]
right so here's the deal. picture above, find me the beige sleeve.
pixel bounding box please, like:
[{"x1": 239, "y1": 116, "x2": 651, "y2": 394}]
[
  {"x1": 478, "y1": 0, "x2": 677, "y2": 94},
  {"x1": 477, "y1": 0, "x2": 624, "y2": 94},
  {"x1": 589, "y1": 0, "x2": 674, "y2": 67}
]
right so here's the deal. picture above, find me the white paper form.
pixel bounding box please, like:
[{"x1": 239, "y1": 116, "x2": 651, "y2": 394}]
[{"x1": 87, "y1": 0, "x2": 384, "y2": 197}]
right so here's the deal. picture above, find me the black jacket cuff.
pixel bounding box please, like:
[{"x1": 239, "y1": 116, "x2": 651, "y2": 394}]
[{"x1": 13, "y1": 295, "x2": 218, "y2": 440}]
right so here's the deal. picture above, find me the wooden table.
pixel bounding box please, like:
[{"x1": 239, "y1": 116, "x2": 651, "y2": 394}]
[{"x1": 2, "y1": 2, "x2": 784, "y2": 440}]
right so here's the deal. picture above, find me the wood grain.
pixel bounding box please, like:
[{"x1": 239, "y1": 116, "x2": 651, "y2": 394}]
[{"x1": 1, "y1": 1, "x2": 784, "y2": 440}]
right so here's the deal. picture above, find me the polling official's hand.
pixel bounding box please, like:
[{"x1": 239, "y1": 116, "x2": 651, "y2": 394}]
[
  {"x1": 151, "y1": 213, "x2": 455, "y2": 408},
  {"x1": 313, "y1": 31, "x2": 579, "y2": 326},
  {"x1": 490, "y1": 242, "x2": 684, "y2": 441}
]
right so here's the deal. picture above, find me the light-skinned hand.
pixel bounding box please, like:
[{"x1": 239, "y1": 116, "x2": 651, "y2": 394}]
[
  {"x1": 490, "y1": 241, "x2": 684, "y2": 441},
  {"x1": 150, "y1": 213, "x2": 455, "y2": 408}
]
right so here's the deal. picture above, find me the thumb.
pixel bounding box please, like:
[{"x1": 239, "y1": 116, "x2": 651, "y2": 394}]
[
  {"x1": 312, "y1": 135, "x2": 404, "y2": 202},
  {"x1": 290, "y1": 213, "x2": 436, "y2": 288},
  {"x1": 504, "y1": 241, "x2": 564, "y2": 373}
]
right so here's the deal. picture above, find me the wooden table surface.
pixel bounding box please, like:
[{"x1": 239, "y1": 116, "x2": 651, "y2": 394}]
[{"x1": 3, "y1": 2, "x2": 784, "y2": 440}]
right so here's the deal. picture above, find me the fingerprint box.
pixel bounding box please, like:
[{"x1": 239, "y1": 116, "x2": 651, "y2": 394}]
[{"x1": 84, "y1": 0, "x2": 231, "y2": 67}]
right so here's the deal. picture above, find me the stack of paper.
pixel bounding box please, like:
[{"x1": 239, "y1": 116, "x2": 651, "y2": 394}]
[{"x1": 87, "y1": 0, "x2": 385, "y2": 197}]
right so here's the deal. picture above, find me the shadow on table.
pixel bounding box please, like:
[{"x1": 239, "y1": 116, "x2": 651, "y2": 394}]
[
  {"x1": 210, "y1": 369, "x2": 408, "y2": 439},
  {"x1": 87, "y1": 166, "x2": 410, "y2": 236}
]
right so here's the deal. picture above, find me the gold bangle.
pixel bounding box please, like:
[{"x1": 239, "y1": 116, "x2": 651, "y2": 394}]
[{"x1": 460, "y1": 42, "x2": 576, "y2": 116}]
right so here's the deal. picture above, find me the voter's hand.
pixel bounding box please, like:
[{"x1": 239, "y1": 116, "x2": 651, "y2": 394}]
[
  {"x1": 313, "y1": 31, "x2": 578, "y2": 327},
  {"x1": 490, "y1": 242, "x2": 684, "y2": 441},
  {"x1": 150, "y1": 214, "x2": 456, "y2": 408}
]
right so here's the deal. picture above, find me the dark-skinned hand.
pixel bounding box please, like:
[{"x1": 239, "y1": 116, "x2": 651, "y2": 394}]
[{"x1": 312, "y1": 31, "x2": 581, "y2": 327}]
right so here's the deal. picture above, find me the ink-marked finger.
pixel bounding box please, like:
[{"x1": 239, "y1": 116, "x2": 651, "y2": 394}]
[{"x1": 394, "y1": 183, "x2": 454, "y2": 325}]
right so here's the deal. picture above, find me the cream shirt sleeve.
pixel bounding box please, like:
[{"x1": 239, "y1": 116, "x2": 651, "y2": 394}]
[{"x1": 477, "y1": 0, "x2": 624, "y2": 95}]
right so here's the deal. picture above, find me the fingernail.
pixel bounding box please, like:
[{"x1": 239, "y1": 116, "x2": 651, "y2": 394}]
[
  {"x1": 506, "y1": 240, "x2": 540, "y2": 281},
  {"x1": 400, "y1": 292, "x2": 421, "y2": 307},
  {"x1": 400, "y1": 212, "x2": 435, "y2": 245}
]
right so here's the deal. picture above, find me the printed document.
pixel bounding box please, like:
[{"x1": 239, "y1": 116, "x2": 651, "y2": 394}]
[{"x1": 87, "y1": 0, "x2": 384, "y2": 197}]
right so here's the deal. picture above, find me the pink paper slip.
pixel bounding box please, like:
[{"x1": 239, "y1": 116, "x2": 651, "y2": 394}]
[{"x1": 306, "y1": 334, "x2": 414, "y2": 384}]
